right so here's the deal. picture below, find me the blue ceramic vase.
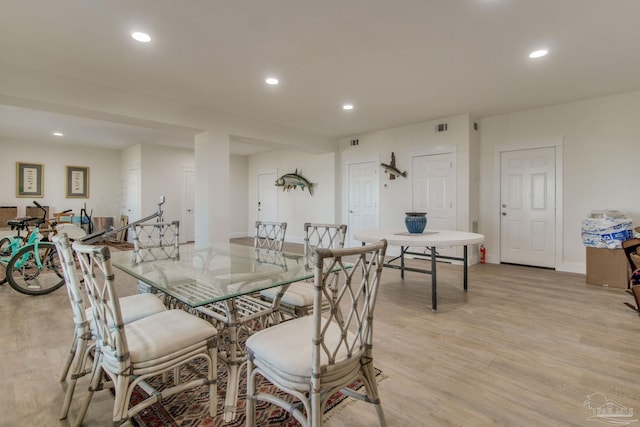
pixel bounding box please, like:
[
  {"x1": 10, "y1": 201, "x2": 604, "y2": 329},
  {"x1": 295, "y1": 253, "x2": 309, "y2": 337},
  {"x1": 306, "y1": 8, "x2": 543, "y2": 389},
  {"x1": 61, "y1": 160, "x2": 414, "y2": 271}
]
[{"x1": 405, "y1": 212, "x2": 427, "y2": 234}]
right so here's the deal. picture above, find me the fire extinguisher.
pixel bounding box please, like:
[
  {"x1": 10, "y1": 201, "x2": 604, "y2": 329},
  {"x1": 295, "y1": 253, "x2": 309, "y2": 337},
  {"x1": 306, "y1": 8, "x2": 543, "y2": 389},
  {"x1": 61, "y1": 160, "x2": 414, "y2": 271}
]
[{"x1": 480, "y1": 244, "x2": 486, "y2": 264}]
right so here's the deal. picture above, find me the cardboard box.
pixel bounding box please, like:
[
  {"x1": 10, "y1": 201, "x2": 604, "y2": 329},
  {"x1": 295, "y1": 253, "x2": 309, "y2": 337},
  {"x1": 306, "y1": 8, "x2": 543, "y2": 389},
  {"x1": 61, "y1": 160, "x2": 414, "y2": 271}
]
[
  {"x1": 26, "y1": 205, "x2": 49, "y2": 219},
  {"x1": 586, "y1": 247, "x2": 629, "y2": 289},
  {"x1": 0, "y1": 206, "x2": 17, "y2": 227}
]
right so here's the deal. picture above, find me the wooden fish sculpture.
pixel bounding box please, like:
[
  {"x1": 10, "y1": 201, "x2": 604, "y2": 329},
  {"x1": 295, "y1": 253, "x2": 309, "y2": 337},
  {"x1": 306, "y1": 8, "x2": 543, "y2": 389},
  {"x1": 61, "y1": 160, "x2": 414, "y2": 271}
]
[
  {"x1": 380, "y1": 152, "x2": 407, "y2": 180},
  {"x1": 275, "y1": 169, "x2": 314, "y2": 194}
]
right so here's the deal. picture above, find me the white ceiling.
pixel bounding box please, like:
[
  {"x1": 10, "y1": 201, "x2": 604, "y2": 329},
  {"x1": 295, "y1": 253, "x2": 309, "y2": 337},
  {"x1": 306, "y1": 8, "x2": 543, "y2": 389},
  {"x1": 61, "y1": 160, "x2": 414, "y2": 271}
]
[{"x1": 1, "y1": 0, "x2": 639, "y2": 153}]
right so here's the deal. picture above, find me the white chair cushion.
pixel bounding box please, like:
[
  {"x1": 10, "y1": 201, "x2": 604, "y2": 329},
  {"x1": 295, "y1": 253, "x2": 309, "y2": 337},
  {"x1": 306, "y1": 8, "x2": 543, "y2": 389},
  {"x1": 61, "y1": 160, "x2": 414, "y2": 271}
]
[
  {"x1": 124, "y1": 309, "x2": 217, "y2": 366},
  {"x1": 260, "y1": 282, "x2": 314, "y2": 307},
  {"x1": 246, "y1": 316, "x2": 359, "y2": 381},
  {"x1": 85, "y1": 293, "x2": 167, "y2": 327},
  {"x1": 120, "y1": 293, "x2": 167, "y2": 323}
]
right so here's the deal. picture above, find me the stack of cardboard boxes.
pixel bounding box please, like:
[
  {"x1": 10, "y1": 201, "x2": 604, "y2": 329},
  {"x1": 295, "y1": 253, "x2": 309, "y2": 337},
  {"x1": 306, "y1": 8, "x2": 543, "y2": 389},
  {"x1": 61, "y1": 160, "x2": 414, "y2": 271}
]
[{"x1": 582, "y1": 212, "x2": 634, "y2": 289}]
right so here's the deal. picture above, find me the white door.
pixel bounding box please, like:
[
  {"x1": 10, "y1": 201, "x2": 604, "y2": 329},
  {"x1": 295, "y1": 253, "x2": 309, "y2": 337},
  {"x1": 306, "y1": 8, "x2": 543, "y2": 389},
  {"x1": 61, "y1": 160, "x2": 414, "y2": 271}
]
[
  {"x1": 257, "y1": 173, "x2": 278, "y2": 222},
  {"x1": 412, "y1": 153, "x2": 456, "y2": 256},
  {"x1": 182, "y1": 168, "x2": 196, "y2": 242},
  {"x1": 500, "y1": 147, "x2": 556, "y2": 268},
  {"x1": 126, "y1": 168, "x2": 140, "y2": 243},
  {"x1": 347, "y1": 161, "x2": 379, "y2": 247}
]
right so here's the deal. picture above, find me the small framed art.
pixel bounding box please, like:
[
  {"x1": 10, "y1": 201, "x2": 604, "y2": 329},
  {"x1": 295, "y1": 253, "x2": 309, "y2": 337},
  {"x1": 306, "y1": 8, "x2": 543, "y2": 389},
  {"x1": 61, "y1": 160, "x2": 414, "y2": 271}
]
[
  {"x1": 16, "y1": 162, "x2": 44, "y2": 198},
  {"x1": 66, "y1": 166, "x2": 90, "y2": 198}
]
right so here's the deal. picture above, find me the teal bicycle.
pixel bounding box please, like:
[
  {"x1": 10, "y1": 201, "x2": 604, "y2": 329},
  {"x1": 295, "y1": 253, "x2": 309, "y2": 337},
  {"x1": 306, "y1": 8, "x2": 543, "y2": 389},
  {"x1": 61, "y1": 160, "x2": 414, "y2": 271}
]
[{"x1": 0, "y1": 201, "x2": 64, "y2": 295}]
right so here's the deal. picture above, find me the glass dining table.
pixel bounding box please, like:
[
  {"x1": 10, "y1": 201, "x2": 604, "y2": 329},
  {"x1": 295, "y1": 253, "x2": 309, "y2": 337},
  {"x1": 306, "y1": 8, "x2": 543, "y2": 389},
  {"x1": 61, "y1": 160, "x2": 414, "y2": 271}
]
[{"x1": 110, "y1": 243, "x2": 313, "y2": 421}]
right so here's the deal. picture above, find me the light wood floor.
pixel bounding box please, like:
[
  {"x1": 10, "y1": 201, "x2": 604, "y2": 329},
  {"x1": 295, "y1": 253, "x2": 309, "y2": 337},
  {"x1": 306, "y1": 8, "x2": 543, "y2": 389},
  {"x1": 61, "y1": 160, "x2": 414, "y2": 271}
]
[{"x1": 1, "y1": 242, "x2": 639, "y2": 426}]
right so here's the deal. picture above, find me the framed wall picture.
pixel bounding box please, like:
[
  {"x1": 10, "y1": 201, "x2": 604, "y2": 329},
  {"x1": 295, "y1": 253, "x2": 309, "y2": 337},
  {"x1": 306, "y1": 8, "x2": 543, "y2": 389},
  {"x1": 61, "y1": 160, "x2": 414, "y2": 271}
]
[
  {"x1": 66, "y1": 166, "x2": 90, "y2": 198},
  {"x1": 16, "y1": 162, "x2": 44, "y2": 198}
]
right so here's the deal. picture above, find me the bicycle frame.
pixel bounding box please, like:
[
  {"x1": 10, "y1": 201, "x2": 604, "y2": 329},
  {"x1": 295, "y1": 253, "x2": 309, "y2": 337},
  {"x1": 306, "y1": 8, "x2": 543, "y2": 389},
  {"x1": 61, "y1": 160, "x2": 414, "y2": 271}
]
[
  {"x1": 0, "y1": 225, "x2": 42, "y2": 266},
  {"x1": 12, "y1": 232, "x2": 47, "y2": 270}
]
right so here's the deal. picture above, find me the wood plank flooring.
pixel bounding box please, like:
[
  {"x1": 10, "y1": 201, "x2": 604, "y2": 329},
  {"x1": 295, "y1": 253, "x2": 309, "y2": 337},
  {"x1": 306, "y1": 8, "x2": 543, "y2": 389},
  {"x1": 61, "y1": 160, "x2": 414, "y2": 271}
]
[{"x1": 1, "y1": 241, "x2": 639, "y2": 426}]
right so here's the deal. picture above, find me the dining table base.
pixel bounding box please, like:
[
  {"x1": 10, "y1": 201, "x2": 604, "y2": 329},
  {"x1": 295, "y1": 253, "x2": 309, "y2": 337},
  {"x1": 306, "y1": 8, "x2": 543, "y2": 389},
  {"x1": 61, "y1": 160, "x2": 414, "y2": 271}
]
[{"x1": 193, "y1": 294, "x2": 286, "y2": 421}]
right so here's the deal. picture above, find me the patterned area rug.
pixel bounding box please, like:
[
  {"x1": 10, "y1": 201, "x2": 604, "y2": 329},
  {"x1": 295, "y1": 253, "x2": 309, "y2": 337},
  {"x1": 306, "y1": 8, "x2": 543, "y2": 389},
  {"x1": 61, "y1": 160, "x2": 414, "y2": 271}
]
[{"x1": 129, "y1": 359, "x2": 383, "y2": 427}]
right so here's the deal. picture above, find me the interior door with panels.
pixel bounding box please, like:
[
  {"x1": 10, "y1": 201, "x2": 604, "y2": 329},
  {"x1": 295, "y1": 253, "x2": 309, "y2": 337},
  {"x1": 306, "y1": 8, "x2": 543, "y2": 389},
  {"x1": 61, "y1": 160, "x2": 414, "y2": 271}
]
[
  {"x1": 412, "y1": 152, "x2": 456, "y2": 257},
  {"x1": 500, "y1": 147, "x2": 556, "y2": 268}
]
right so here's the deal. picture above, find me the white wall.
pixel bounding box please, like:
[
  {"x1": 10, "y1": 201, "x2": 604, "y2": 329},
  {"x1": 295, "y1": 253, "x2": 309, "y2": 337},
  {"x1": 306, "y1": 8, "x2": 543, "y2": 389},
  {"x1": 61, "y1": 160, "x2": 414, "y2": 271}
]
[
  {"x1": 248, "y1": 150, "x2": 337, "y2": 243},
  {"x1": 0, "y1": 139, "x2": 120, "y2": 220},
  {"x1": 120, "y1": 144, "x2": 141, "y2": 222},
  {"x1": 480, "y1": 90, "x2": 640, "y2": 273},
  {"x1": 338, "y1": 114, "x2": 475, "y2": 233},
  {"x1": 230, "y1": 155, "x2": 249, "y2": 238},
  {"x1": 140, "y1": 144, "x2": 194, "y2": 224},
  {"x1": 0, "y1": 139, "x2": 251, "y2": 245}
]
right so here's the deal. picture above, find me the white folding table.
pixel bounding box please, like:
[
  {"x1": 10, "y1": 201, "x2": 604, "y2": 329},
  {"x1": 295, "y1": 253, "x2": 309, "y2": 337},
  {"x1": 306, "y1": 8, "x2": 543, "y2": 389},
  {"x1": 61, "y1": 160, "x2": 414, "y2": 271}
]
[{"x1": 354, "y1": 229, "x2": 485, "y2": 311}]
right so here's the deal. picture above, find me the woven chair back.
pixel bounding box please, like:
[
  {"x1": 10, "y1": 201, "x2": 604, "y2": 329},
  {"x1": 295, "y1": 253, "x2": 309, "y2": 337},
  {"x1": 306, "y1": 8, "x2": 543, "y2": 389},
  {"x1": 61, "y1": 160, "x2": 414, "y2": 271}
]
[
  {"x1": 254, "y1": 221, "x2": 287, "y2": 251},
  {"x1": 53, "y1": 234, "x2": 88, "y2": 329},
  {"x1": 312, "y1": 240, "x2": 387, "y2": 378},
  {"x1": 72, "y1": 242, "x2": 130, "y2": 373},
  {"x1": 131, "y1": 221, "x2": 180, "y2": 263},
  {"x1": 303, "y1": 223, "x2": 347, "y2": 269},
  {"x1": 254, "y1": 247, "x2": 288, "y2": 270}
]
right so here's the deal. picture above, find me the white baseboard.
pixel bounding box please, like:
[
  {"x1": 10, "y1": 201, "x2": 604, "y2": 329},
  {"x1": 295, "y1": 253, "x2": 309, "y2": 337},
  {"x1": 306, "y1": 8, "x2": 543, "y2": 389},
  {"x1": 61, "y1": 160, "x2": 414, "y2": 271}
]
[
  {"x1": 557, "y1": 262, "x2": 586, "y2": 274},
  {"x1": 229, "y1": 232, "x2": 251, "y2": 239}
]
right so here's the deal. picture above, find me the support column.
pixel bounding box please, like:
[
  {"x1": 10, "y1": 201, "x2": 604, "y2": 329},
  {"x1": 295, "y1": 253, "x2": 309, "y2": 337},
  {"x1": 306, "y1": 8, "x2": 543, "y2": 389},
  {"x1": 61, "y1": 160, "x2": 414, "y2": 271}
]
[{"x1": 195, "y1": 130, "x2": 231, "y2": 246}]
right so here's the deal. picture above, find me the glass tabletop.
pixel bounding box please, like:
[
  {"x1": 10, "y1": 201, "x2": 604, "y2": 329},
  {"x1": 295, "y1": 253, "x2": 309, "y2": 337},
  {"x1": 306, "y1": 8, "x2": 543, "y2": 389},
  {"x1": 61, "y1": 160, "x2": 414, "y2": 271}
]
[{"x1": 110, "y1": 243, "x2": 313, "y2": 307}]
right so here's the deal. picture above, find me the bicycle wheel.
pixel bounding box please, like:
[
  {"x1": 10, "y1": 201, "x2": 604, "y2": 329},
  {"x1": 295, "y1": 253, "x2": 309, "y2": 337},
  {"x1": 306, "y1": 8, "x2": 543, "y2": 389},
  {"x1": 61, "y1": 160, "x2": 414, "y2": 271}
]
[
  {"x1": 6, "y1": 242, "x2": 65, "y2": 295},
  {"x1": 0, "y1": 237, "x2": 11, "y2": 284}
]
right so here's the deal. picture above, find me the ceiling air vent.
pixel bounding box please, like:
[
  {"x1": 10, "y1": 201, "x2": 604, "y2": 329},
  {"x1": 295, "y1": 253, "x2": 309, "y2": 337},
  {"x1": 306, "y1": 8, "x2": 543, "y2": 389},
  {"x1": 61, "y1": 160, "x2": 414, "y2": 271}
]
[
  {"x1": 350, "y1": 139, "x2": 359, "y2": 146},
  {"x1": 435, "y1": 123, "x2": 448, "y2": 132}
]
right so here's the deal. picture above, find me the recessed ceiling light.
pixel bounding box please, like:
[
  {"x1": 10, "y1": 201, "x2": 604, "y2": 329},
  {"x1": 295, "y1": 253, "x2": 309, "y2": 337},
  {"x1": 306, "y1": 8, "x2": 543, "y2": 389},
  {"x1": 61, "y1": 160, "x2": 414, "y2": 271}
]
[
  {"x1": 342, "y1": 104, "x2": 354, "y2": 111},
  {"x1": 265, "y1": 77, "x2": 279, "y2": 85},
  {"x1": 131, "y1": 32, "x2": 151, "y2": 43},
  {"x1": 53, "y1": 132, "x2": 64, "y2": 137},
  {"x1": 529, "y1": 49, "x2": 548, "y2": 59}
]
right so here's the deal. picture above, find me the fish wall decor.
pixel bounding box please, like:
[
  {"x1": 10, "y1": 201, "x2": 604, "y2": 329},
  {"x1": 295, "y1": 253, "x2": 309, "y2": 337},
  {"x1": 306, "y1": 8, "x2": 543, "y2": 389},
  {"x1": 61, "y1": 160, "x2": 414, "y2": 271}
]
[
  {"x1": 275, "y1": 169, "x2": 314, "y2": 194},
  {"x1": 380, "y1": 152, "x2": 407, "y2": 180}
]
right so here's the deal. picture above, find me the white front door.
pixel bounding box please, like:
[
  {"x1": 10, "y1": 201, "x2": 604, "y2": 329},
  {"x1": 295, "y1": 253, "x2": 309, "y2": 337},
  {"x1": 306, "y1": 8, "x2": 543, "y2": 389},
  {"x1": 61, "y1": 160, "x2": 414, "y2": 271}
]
[
  {"x1": 257, "y1": 173, "x2": 278, "y2": 222},
  {"x1": 182, "y1": 168, "x2": 196, "y2": 242},
  {"x1": 412, "y1": 152, "x2": 456, "y2": 256},
  {"x1": 500, "y1": 147, "x2": 556, "y2": 268},
  {"x1": 347, "y1": 161, "x2": 379, "y2": 247}
]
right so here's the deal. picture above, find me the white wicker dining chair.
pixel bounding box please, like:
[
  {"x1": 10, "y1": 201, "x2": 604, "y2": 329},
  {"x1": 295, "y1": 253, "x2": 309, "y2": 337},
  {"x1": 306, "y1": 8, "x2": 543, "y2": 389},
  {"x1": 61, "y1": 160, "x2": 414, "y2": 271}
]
[
  {"x1": 246, "y1": 239, "x2": 388, "y2": 427},
  {"x1": 260, "y1": 223, "x2": 347, "y2": 317},
  {"x1": 254, "y1": 220, "x2": 287, "y2": 251},
  {"x1": 130, "y1": 220, "x2": 180, "y2": 293},
  {"x1": 71, "y1": 242, "x2": 218, "y2": 426},
  {"x1": 52, "y1": 234, "x2": 167, "y2": 421}
]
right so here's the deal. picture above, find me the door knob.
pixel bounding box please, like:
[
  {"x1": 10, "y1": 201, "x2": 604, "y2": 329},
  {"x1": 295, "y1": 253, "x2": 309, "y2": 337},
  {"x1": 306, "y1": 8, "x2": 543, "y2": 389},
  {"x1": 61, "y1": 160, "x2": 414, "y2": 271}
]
[
  {"x1": 502, "y1": 204, "x2": 507, "y2": 208},
  {"x1": 502, "y1": 212, "x2": 507, "y2": 216}
]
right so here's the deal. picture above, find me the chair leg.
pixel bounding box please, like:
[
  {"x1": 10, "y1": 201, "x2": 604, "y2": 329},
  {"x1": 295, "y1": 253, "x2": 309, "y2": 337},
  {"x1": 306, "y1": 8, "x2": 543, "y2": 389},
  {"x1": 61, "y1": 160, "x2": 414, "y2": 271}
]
[
  {"x1": 111, "y1": 374, "x2": 130, "y2": 425},
  {"x1": 60, "y1": 331, "x2": 78, "y2": 382},
  {"x1": 310, "y1": 389, "x2": 322, "y2": 427},
  {"x1": 73, "y1": 359, "x2": 103, "y2": 427},
  {"x1": 246, "y1": 358, "x2": 256, "y2": 427},
  {"x1": 207, "y1": 346, "x2": 218, "y2": 418},
  {"x1": 361, "y1": 362, "x2": 387, "y2": 427},
  {"x1": 59, "y1": 332, "x2": 89, "y2": 419}
]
